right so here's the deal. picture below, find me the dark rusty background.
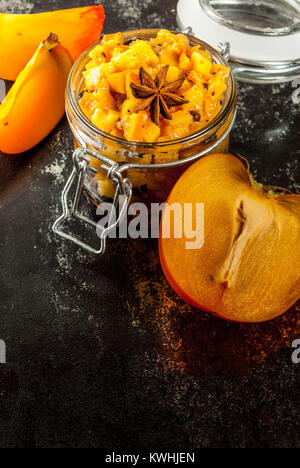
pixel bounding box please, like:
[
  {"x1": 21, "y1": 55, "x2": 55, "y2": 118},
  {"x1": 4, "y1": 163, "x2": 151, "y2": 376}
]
[{"x1": 0, "y1": 0, "x2": 299, "y2": 448}]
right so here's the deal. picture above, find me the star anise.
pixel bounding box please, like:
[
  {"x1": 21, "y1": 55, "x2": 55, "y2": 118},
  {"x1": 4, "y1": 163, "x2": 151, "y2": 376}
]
[{"x1": 129, "y1": 66, "x2": 189, "y2": 126}]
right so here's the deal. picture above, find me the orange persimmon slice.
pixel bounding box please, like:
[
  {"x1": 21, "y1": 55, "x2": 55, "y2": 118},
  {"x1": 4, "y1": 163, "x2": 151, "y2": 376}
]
[{"x1": 0, "y1": 5, "x2": 105, "y2": 81}]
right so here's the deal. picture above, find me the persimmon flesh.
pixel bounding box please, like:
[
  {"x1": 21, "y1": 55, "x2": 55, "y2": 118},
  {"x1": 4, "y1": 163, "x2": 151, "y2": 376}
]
[{"x1": 159, "y1": 154, "x2": 300, "y2": 323}]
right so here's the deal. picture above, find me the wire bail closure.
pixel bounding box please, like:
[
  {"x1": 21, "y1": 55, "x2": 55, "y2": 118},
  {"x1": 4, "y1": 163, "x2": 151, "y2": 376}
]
[{"x1": 52, "y1": 148, "x2": 133, "y2": 255}]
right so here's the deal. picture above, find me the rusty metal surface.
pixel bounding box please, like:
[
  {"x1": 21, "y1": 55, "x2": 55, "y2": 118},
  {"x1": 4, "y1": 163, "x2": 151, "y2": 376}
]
[{"x1": 0, "y1": 0, "x2": 299, "y2": 448}]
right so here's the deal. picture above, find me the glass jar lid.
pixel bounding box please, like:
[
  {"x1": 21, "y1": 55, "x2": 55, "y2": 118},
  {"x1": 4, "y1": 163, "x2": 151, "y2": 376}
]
[{"x1": 177, "y1": 0, "x2": 300, "y2": 83}]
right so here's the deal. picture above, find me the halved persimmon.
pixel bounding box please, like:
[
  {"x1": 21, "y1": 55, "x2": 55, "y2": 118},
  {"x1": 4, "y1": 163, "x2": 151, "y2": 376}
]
[{"x1": 159, "y1": 153, "x2": 300, "y2": 323}]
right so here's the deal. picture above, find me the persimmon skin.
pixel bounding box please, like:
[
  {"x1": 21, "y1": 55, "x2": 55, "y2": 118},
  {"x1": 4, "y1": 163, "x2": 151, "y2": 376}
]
[
  {"x1": 159, "y1": 154, "x2": 300, "y2": 323},
  {"x1": 0, "y1": 35, "x2": 73, "y2": 154},
  {"x1": 160, "y1": 239, "x2": 263, "y2": 324},
  {"x1": 160, "y1": 247, "x2": 251, "y2": 323},
  {"x1": 0, "y1": 6, "x2": 105, "y2": 81}
]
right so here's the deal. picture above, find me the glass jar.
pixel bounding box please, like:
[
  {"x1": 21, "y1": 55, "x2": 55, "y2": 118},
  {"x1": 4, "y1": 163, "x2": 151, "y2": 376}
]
[
  {"x1": 54, "y1": 29, "x2": 237, "y2": 254},
  {"x1": 178, "y1": 0, "x2": 300, "y2": 83}
]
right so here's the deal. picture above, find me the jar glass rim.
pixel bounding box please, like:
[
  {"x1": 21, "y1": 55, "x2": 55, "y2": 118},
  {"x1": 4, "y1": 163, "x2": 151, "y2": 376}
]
[{"x1": 66, "y1": 28, "x2": 237, "y2": 149}]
